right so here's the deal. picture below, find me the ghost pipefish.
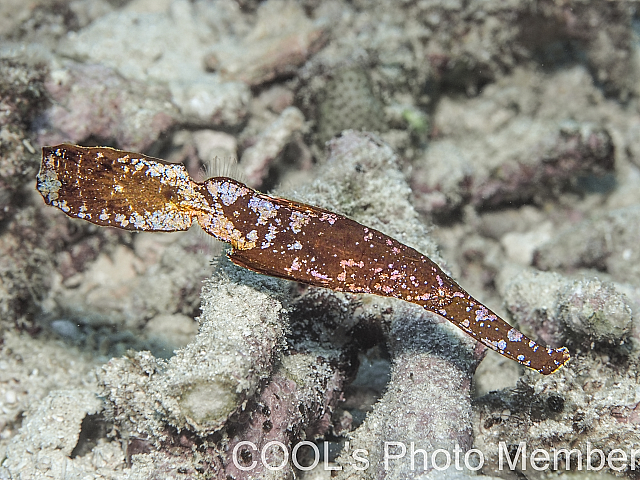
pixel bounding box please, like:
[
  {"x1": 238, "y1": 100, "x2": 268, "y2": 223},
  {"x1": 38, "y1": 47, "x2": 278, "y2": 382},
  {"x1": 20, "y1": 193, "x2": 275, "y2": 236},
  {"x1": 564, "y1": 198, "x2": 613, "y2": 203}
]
[{"x1": 36, "y1": 144, "x2": 570, "y2": 374}]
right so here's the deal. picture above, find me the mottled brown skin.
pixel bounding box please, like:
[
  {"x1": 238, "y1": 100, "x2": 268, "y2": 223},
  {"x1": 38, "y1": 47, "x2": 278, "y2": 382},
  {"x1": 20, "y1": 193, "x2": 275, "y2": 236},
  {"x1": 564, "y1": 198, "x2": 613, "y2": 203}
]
[{"x1": 37, "y1": 144, "x2": 570, "y2": 374}]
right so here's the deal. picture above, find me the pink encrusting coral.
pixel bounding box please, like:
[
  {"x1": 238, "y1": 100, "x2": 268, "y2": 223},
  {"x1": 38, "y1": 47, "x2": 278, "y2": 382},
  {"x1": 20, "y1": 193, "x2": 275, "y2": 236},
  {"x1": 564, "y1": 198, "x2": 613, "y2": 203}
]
[
  {"x1": 411, "y1": 112, "x2": 615, "y2": 215},
  {"x1": 38, "y1": 63, "x2": 179, "y2": 152}
]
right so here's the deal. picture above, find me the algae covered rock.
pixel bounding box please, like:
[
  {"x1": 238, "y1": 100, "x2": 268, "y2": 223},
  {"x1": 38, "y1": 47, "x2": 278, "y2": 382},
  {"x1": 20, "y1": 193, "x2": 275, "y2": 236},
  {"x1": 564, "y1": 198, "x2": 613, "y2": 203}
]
[{"x1": 316, "y1": 68, "x2": 387, "y2": 143}]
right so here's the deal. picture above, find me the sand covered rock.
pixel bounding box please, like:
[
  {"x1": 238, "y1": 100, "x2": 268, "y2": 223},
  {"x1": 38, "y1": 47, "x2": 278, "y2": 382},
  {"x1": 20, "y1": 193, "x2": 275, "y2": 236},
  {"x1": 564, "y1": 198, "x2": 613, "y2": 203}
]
[
  {"x1": 501, "y1": 268, "x2": 634, "y2": 347},
  {"x1": 0, "y1": 59, "x2": 46, "y2": 221},
  {"x1": 204, "y1": 0, "x2": 327, "y2": 86},
  {"x1": 58, "y1": 0, "x2": 251, "y2": 126},
  {"x1": 534, "y1": 205, "x2": 640, "y2": 286}
]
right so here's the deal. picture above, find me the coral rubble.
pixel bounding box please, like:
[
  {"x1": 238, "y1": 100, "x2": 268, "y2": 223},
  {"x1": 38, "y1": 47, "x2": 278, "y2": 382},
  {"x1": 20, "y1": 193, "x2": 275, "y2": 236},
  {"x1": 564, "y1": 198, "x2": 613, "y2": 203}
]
[{"x1": 2, "y1": 0, "x2": 640, "y2": 479}]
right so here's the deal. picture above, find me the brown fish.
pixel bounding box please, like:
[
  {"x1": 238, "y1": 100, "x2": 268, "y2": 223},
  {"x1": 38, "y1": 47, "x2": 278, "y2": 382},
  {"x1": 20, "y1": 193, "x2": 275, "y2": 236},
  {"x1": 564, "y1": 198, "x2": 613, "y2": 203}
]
[{"x1": 37, "y1": 144, "x2": 570, "y2": 374}]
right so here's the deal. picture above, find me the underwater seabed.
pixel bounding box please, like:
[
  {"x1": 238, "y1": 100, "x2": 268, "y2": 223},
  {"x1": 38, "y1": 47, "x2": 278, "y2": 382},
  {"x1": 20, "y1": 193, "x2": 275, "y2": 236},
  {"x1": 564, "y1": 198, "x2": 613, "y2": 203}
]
[{"x1": 2, "y1": 0, "x2": 640, "y2": 479}]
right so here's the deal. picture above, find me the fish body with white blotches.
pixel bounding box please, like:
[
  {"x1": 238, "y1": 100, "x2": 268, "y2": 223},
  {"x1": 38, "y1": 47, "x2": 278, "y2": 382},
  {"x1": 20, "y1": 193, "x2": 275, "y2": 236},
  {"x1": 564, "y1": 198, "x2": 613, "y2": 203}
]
[{"x1": 37, "y1": 144, "x2": 570, "y2": 374}]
